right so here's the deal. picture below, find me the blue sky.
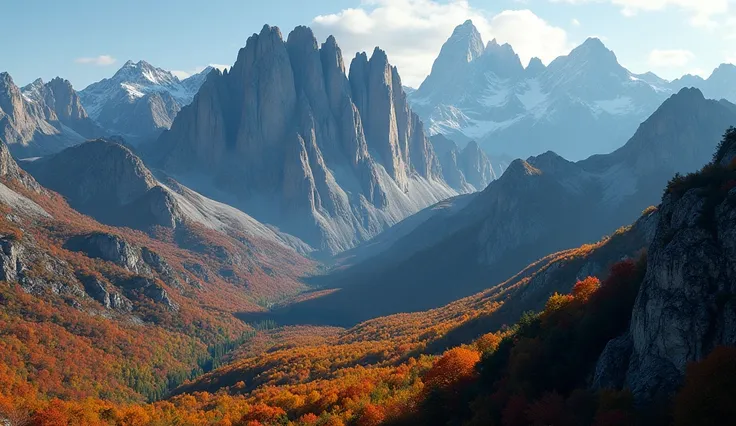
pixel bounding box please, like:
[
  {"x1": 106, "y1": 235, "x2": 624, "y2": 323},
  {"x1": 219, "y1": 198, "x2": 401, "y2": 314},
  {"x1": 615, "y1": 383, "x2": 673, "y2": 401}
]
[{"x1": 2, "y1": 0, "x2": 735, "y2": 89}]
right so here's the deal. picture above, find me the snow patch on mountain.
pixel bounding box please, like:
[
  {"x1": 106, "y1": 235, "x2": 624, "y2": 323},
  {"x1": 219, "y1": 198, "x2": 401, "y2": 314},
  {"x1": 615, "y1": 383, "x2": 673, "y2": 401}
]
[{"x1": 409, "y1": 22, "x2": 676, "y2": 161}]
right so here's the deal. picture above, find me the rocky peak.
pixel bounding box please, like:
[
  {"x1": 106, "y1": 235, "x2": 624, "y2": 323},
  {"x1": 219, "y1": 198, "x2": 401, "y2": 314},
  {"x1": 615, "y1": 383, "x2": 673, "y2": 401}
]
[
  {"x1": 18, "y1": 76, "x2": 100, "y2": 138},
  {"x1": 526, "y1": 57, "x2": 546, "y2": 77},
  {"x1": 417, "y1": 20, "x2": 484, "y2": 94},
  {"x1": 114, "y1": 60, "x2": 177, "y2": 86},
  {"x1": 0, "y1": 72, "x2": 22, "y2": 116},
  {"x1": 549, "y1": 37, "x2": 621, "y2": 75},
  {"x1": 349, "y1": 47, "x2": 411, "y2": 187},
  {"x1": 0, "y1": 72, "x2": 87, "y2": 156},
  {"x1": 528, "y1": 151, "x2": 574, "y2": 173},
  {"x1": 446, "y1": 20, "x2": 485, "y2": 63},
  {"x1": 44, "y1": 77, "x2": 90, "y2": 122},
  {"x1": 498, "y1": 158, "x2": 542, "y2": 182},
  {"x1": 709, "y1": 63, "x2": 736, "y2": 82},
  {"x1": 20, "y1": 78, "x2": 45, "y2": 103},
  {"x1": 28, "y1": 139, "x2": 156, "y2": 204},
  {"x1": 479, "y1": 38, "x2": 524, "y2": 79}
]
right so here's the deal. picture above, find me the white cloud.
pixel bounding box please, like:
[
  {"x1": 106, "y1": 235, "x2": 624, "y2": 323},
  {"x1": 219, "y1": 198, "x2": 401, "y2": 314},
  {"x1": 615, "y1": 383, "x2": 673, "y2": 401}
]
[
  {"x1": 648, "y1": 49, "x2": 695, "y2": 67},
  {"x1": 686, "y1": 67, "x2": 709, "y2": 77},
  {"x1": 75, "y1": 55, "x2": 117, "y2": 66},
  {"x1": 312, "y1": 0, "x2": 569, "y2": 87},
  {"x1": 572, "y1": 18, "x2": 581, "y2": 26},
  {"x1": 553, "y1": 0, "x2": 729, "y2": 28},
  {"x1": 170, "y1": 70, "x2": 191, "y2": 79},
  {"x1": 489, "y1": 10, "x2": 571, "y2": 65},
  {"x1": 171, "y1": 64, "x2": 230, "y2": 79}
]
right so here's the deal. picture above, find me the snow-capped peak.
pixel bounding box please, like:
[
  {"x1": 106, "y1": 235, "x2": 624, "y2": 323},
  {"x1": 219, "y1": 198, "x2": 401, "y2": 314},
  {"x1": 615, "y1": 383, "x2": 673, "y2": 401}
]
[{"x1": 79, "y1": 60, "x2": 205, "y2": 119}]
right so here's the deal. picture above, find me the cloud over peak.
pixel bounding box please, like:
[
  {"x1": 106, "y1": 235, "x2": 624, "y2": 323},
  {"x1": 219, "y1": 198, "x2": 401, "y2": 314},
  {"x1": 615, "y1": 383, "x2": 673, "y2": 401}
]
[
  {"x1": 75, "y1": 55, "x2": 117, "y2": 66},
  {"x1": 311, "y1": 0, "x2": 570, "y2": 87}
]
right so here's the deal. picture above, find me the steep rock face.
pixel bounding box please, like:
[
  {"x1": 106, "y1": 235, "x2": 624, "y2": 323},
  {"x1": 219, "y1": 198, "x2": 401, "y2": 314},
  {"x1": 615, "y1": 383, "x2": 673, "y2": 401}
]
[
  {"x1": 627, "y1": 187, "x2": 736, "y2": 399},
  {"x1": 411, "y1": 21, "x2": 674, "y2": 161},
  {"x1": 592, "y1": 133, "x2": 736, "y2": 402},
  {"x1": 79, "y1": 61, "x2": 209, "y2": 143},
  {"x1": 430, "y1": 135, "x2": 496, "y2": 191},
  {"x1": 0, "y1": 136, "x2": 41, "y2": 190},
  {"x1": 459, "y1": 141, "x2": 496, "y2": 190},
  {"x1": 1, "y1": 72, "x2": 86, "y2": 156},
  {"x1": 153, "y1": 25, "x2": 454, "y2": 254}
]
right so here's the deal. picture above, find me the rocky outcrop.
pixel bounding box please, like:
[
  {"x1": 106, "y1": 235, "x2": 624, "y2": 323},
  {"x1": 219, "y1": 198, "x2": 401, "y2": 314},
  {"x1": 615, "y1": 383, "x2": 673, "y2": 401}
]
[
  {"x1": 141, "y1": 247, "x2": 183, "y2": 290},
  {"x1": 0, "y1": 237, "x2": 25, "y2": 282},
  {"x1": 78, "y1": 274, "x2": 132, "y2": 311},
  {"x1": 459, "y1": 141, "x2": 496, "y2": 190},
  {"x1": 66, "y1": 233, "x2": 147, "y2": 273},
  {"x1": 0, "y1": 136, "x2": 41, "y2": 191},
  {"x1": 65, "y1": 232, "x2": 184, "y2": 310},
  {"x1": 153, "y1": 25, "x2": 454, "y2": 254},
  {"x1": 122, "y1": 276, "x2": 179, "y2": 311},
  {"x1": 592, "y1": 334, "x2": 633, "y2": 390}
]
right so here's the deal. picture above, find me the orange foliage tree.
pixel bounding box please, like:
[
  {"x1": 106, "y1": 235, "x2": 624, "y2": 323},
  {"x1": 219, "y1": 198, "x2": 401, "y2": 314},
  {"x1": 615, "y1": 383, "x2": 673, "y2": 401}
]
[{"x1": 423, "y1": 347, "x2": 481, "y2": 393}]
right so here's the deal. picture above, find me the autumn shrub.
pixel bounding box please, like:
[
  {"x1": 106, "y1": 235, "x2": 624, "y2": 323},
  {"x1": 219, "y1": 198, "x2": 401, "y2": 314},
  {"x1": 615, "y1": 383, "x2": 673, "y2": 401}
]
[{"x1": 673, "y1": 346, "x2": 736, "y2": 426}]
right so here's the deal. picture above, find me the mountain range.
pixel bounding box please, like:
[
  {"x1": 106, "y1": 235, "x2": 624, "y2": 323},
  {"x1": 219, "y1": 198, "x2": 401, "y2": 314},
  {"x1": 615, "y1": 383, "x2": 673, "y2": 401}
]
[
  {"x1": 279, "y1": 87, "x2": 736, "y2": 324},
  {"x1": 410, "y1": 20, "x2": 736, "y2": 162}
]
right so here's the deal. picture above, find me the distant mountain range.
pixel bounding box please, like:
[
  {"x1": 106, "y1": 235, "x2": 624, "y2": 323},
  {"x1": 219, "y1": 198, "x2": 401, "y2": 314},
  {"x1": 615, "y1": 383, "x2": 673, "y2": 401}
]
[
  {"x1": 78, "y1": 60, "x2": 211, "y2": 144},
  {"x1": 410, "y1": 20, "x2": 736, "y2": 161},
  {"x1": 280, "y1": 87, "x2": 736, "y2": 325},
  {"x1": 0, "y1": 61, "x2": 210, "y2": 156}
]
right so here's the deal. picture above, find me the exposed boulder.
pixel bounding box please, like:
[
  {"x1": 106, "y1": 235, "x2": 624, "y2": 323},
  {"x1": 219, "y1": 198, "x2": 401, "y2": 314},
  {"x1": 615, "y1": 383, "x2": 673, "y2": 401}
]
[
  {"x1": 65, "y1": 233, "x2": 146, "y2": 273},
  {"x1": 122, "y1": 276, "x2": 179, "y2": 311},
  {"x1": 0, "y1": 237, "x2": 24, "y2": 282}
]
